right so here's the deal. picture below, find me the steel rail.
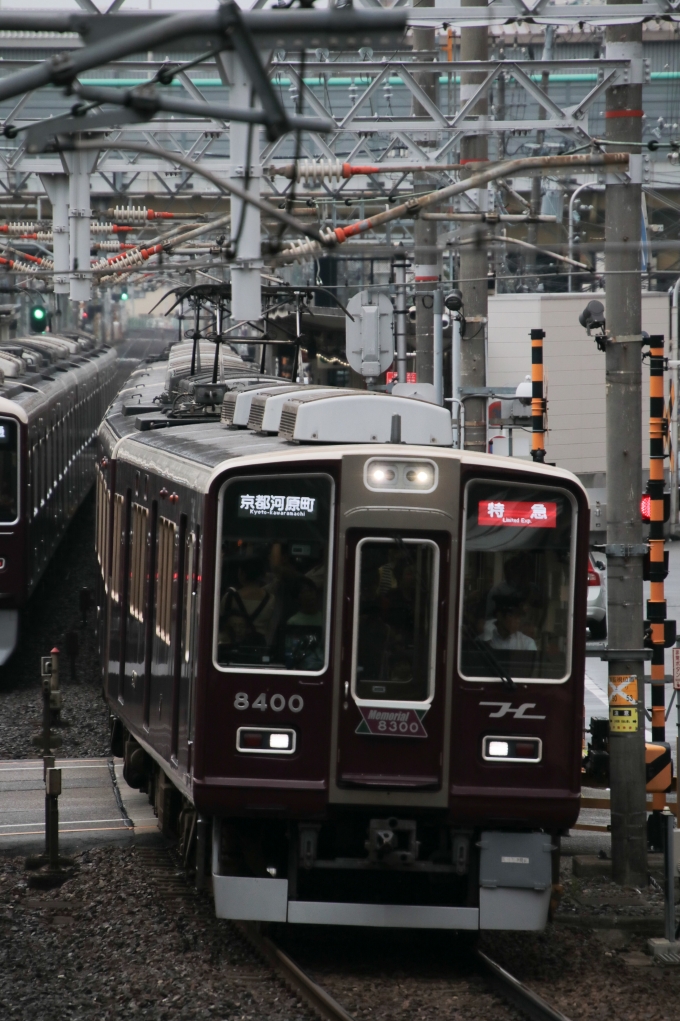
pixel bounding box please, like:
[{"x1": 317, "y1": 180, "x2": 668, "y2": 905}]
[
  {"x1": 237, "y1": 921, "x2": 574, "y2": 1021},
  {"x1": 477, "y1": 950, "x2": 574, "y2": 1021},
  {"x1": 236, "y1": 922, "x2": 356, "y2": 1021}
]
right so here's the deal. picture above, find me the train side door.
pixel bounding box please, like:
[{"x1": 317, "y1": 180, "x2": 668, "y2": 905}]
[{"x1": 335, "y1": 530, "x2": 449, "y2": 791}]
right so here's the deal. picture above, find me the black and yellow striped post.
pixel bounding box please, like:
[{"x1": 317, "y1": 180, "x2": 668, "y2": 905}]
[
  {"x1": 647, "y1": 334, "x2": 667, "y2": 765},
  {"x1": 645, "y1": 336, "x2": 674, "y2": 835},
  {"x1": 530, "y1": 328, "x2": 546, "y2": 463}
]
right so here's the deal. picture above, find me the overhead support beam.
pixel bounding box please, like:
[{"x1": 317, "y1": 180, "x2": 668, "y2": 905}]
[
  {"x1": 61, "y1": 146, "x2": 98, "y2": 301},
  {"x1": 0, "y1": 7, "x2": 407, "y2": 106},
  {"x1": 68, "y1": 81, "x2": 332, "y2": 142}
]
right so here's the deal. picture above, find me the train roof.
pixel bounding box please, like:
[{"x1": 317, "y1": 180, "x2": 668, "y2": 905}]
[
  {"x1": 0, "y1": 338, "x2": 117, "y2": 424},
  {"x1": 101, "y1": 341, "x2": 588, "y2": 499}
]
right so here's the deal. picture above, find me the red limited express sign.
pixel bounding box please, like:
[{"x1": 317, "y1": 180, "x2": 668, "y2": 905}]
[{"x1": 478, "y1": 500, "x2": 557, "y2": 528}]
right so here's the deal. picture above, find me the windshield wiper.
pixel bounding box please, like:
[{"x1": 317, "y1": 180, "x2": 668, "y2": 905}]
[{"x1": 463, "y1": 625, "x2": 516, "y2": 691}]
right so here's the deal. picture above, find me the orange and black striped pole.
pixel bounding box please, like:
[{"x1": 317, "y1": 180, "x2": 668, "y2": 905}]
[
  {"x1": 647, "y1": 335, "x2": 669, "y2": 814},
  {"x1": 530, "y1": 328, "x2": 546, "y2": 463}
]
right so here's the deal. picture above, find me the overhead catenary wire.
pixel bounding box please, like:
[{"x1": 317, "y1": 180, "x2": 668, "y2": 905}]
[
  {"x1": 66, "y1": 138, "x2": 334, "y2": 249},
  {"x1": 276, "y1": 152, "x2": 629, "y2": 263}
]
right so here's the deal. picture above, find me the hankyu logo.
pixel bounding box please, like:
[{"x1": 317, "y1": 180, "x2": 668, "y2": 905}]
[
  {"x1": 478, "y1": 500, "x2": 557, "y2": 529},
  {"x1": 480, "y1": 702, "x2": 546, "y2": 720},
  {"x1": 238, "y1": 494, "x2": 316, "y2": 518}
]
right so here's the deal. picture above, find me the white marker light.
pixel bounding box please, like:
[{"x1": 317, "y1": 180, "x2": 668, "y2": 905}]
[
  {"x1": 373, "y1": 469, "x2": 386, "y2": 481},
  {"x1": 416, "y1": 470, "x2": 429, "y2": 483},
  {"x1": 269, "y1": 733, "x2": 291, "y2": 749},
  {"x1": 488, "y1": 740, "x2": 510, "y2": 757}
]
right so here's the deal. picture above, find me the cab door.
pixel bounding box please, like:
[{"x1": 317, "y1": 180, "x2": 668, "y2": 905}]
[{"x1": 335, "y1": 529, "x2": 450, "y2": 791}]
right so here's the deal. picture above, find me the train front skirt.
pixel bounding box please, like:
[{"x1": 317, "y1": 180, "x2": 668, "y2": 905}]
[{"x1": 211, "y1": 821, "x2": 553, "y2": 931}]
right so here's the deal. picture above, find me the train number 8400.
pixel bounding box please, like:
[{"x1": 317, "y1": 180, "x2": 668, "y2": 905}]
[{"x1": 234, "y1": 692, "x2": 304, "y2": 713}]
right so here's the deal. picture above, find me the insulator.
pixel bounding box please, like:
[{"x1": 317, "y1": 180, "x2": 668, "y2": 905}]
[
  {"x1": 278, "y1": 236, "x2": 325, "y2": 263},
  {"x1": 94, "y1": 241, "x2": 137, "y2": 252},
  {"x1": 106, "y1": 206, "x2": 174, "y2": 223},
  {"x1": 91, "y1": 223, "x2": 136, "y2": 236},
  {"x1": 0, "y1": 222, "x2": 41, "y2": 235},
  {"x1": 95, "y1": 243, "x2": 163, "y2": 273},
  {"x1": 274, "y1": 160, "x2": 347, "y2": 183},
  {"x1": 0, "y1": 257, "x2": 37, "y2": 273}
]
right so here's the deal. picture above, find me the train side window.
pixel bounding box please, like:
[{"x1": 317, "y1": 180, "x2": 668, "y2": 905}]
[
  {"x1": 183, "y1": 531, "x2": 197, "y2": 663},
  {"x1": 95, "y1": 470, "x2": 103, "y2": 563},
  {"x1": 110, "y1": 493, "x2": 125, "y2": 603},
  {"x1": 156, "y1": 517, "x2": 177, "y2": 645},
  {"x1": 0, "y1": 418, "x2": 18, "y2": 523},
  {"x1": 459, "y1": 480, "x2": 576, "y2": 685},
  {"x1": 129, "y1": 504, "x2": 149, "y2": 621},
  {"x1": 215, "y1": 474, "x2": 334, "y2": 674},
  {"x1": 351, "y1": 537, "x2": 439, "y2": 707}
]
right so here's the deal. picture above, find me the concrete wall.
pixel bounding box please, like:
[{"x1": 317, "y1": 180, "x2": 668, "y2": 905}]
[{"x1": 487, "y1": 291, "x2": 670, "y2": 478}]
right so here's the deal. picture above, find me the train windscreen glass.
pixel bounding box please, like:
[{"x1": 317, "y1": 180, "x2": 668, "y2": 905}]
[
  {"x1": 0, "y1": 418, "x2": 18, "y2": 522},
  {"x1": 460, "y1": 481, "x2": 574, "y2": 682},
  {"x1": 352, "y1": 538, "x2": 439, "y2": 704},
  {"x1": 217, "y1": 474, "x2": 333, "y2": 673}
]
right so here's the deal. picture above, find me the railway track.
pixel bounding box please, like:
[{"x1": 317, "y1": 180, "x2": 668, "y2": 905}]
[{"x1": 238, "y1": 920, "x2": 573, "y2": 1021}]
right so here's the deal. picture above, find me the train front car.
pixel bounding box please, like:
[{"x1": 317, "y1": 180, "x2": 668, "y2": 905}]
[
  {"x1": 0, "y1": 404, "x2": 21, "y2": 660},
  {"x1": 199, "y1": 437, "x2": 589, "y2": 932}
]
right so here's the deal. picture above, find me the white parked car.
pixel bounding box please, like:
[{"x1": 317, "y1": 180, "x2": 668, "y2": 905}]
[{"x1": 587, "y1": 552, "x2": 607, "y2": 640}]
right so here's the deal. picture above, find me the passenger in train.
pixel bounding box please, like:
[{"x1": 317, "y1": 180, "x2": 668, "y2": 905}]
[
  {"x1": 482, "y1": 595, "x2": 537, "y2": 653},
  {"x1": 286, "y1": 577, "x2": 324, "y2": 628},
  {"x1": 220, "y1": 557, "x2": 278, "y2": 648}
]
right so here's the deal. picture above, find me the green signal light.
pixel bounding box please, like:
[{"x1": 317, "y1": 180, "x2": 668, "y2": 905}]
[
  {"x1": 32, "y1": 308, "x2": 45, "y2": 320},
  {"x1": 120, "y1": 291, "x2": 129, "y2": 301}
]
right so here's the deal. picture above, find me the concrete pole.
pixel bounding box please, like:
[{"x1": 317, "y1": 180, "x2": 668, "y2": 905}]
[
  {"x1": 527, "y1": 27, "x2": 553, "y2": 276},
  {"x1": 412, "y1": 0, "x2": 439, "y2": 386},
  {"x1": 219, "y1": 53, "x2": 262, "y2": 323},
  {"x1": 460, "y1": 0, "x2": 488, "y2": 453},
  {"x1": 604, "y1": 15, "x2": 647, "y2": 887}
]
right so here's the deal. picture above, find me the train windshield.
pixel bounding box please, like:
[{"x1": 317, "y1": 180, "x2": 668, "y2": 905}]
[
  {"x1": 216, "y1": 474, "x2": 333, "y2": 673},
  {"x1": 0, "y1": 418, "x2": 18, "y2": 522},
  {"x1": 352, "y1": 537, "x2": 439, "y2": 705},
  {"x1": 459, "y1": 480, "x2": 574, "y2": 683}
]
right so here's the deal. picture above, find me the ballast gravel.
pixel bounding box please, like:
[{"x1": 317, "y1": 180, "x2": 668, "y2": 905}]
[
  {"x1": 0, "y1": 491, "x2": 110, "y2": 760},
  {"x1": 0, "y1": 846, "x2": 317, "y2": 1021}
]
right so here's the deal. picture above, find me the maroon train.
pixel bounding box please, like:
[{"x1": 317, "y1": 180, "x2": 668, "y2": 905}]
[
  {"x1": 0, "y1": 333, "x2": 118, "y2": 664},
  {"x1": 99, "y1": 345, "x2": 589, "y2": 932}
]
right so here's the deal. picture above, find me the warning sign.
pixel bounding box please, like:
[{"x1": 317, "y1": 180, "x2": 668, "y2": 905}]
[
  {"x1": 610, "y1": 707, "x2": 639, "y2": 733},
  {"x1": 609, "y1": 676, "x2": 639, "y2": 732},
  {"x1": 608, "y1": 675, "x2": 638, "y2": 707}
]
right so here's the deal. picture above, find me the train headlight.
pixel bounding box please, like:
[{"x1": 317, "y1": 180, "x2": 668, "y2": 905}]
[
  {"x1": 405, "y1": 467, "x2": 432, "y2": 486},
  {"x1": 364, "y1": 459, "x2": 437, "y2": 494},
  {"x1": 488, "y1": 740, "x2": 510, "y2": 758},
  {"x1": 371, "y1": 466, "x2": 396, "y2": 484},
  {"x1": 483, "y1": 736, "x2": 542, "y2": 763},
  {"x1": 237, "y1": 727, "x2": 296, "y2": 755}
]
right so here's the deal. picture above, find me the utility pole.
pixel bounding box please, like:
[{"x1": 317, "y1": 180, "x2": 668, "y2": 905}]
[
  {"x1": 527, "y1": 27, "x2": 553, "y2": 279},
  {"x1": 412, "y1": 0, "x2": 439, "y2": 386},
  {"x1": 459, "y1": 0, "x2": 489, "y2": 453},
  {"x1": 604, "y1": 11, "x2": 647, "y2": 887}
]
